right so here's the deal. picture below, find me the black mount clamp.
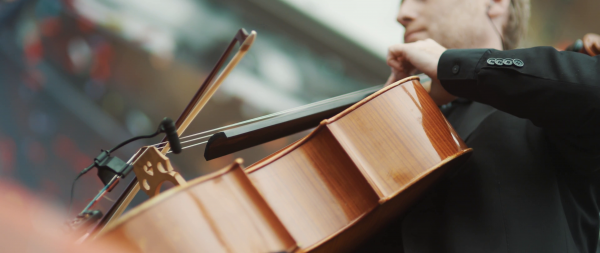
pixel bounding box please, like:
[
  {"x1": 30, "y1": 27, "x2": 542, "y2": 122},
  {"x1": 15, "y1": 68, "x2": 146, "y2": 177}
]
[{"x1": 93, "y1": 150, "x2": 134, "y2": 188}]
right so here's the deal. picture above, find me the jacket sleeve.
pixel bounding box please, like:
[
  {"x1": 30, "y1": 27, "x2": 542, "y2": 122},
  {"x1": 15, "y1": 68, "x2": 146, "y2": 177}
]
[{"x1": 437, "y1": 47, "x2": 600, "y2": 173}]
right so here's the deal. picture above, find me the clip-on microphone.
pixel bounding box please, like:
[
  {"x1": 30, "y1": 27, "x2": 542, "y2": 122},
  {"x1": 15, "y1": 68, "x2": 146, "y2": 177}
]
[{"x1": 80, "y1": 118, "x2": 181, "y2": 186}]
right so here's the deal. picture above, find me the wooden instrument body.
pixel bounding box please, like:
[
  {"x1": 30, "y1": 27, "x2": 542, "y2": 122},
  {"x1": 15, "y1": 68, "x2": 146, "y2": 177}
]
[{"x1": 101, "y1": 77, "x2": 472, "y2": 252}]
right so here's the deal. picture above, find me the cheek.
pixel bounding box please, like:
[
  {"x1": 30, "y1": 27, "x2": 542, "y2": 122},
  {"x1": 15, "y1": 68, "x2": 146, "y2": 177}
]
[
  {"x1": 420, "y1": 11, "x2": 441, "y2": 34},
  {"x1": 419, "y1": 11, "x2": 460, "y2": 46},
  {"x1": 420, "y1": 1, "x2": 452, "y2": 29}
]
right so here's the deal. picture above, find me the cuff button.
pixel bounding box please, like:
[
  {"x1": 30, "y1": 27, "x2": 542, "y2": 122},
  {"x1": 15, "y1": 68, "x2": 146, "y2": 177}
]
[
  {"x1": 513, "y1": 59, "x2": 524, "y2": 67},
  {"x1": 503, "y1": 58, "x2": 513, "y2": 66},
  {"x1": 486, "y1": 58, "x2": 496, "y2": 65},
  {"x1": 452, "y1": 65, "x2": 460, "y2": 74},
  {"x1": 494, "y1": 58, "x2": 504, "y2": 65}
]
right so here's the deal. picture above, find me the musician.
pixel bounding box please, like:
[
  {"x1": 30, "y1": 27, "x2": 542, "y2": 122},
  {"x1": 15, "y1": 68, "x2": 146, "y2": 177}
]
[
  {"x1": 357, "y1": 0, "x2": 600, "y2": 252},
  {"x1": 387, "y1": 0, "x2": 529, "y2": 106}
]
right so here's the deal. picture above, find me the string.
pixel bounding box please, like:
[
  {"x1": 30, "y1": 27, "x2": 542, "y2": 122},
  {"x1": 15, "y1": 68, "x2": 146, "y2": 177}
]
[
  {"x1": 151, "y1": 84, "x2": 383, "y2": 147},
  {"x1": 155, "y1": 86, "x2": 378, "y2": 145},
  {"x1": 166, "y1": 140, "x2": 209, "y2": 154},
  {"x1": 161, "y1": 86, "x2": 381, "y2": 152},
  {"x1": 158, "y1": 74, "x2": 430, "y2": 153},
  {"x1": 153, "y1": 134, "x2": 212, "y2": 149}
]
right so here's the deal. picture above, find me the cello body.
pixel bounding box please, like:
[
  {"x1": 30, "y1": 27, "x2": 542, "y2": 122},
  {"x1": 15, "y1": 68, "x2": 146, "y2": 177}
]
[{"x1": 100, "y1": 77, "x2": 472, "y2": 252}]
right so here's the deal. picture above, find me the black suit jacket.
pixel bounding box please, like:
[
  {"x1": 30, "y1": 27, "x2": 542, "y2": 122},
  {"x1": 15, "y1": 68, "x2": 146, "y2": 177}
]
[{"x1": 356, "y1": 47, "x2": 600, "y2": 253}]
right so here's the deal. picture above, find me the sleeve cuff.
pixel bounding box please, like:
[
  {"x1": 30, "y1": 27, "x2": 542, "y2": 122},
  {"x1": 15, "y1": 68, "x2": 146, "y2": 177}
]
[{"x1": 437, "y1": 49, "x2": 490, "y2": 99}]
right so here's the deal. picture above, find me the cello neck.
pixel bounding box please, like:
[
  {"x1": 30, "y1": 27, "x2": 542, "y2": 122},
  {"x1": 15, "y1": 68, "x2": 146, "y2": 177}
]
[
  {"x1": 204, "y1": 84, "x2": 382, "y2": 160},
  {"x1": 203, "y1": 74, "x2": 432, "y2": 160}
]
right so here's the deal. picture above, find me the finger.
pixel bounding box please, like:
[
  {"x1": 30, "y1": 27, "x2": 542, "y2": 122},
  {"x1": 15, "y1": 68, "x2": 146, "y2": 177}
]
[
  {"x1": 387, "y1": 57, "x2": 403, "y2": 70},
  {"x1": 386, "y1": 51, "x2": 402, "y2": 68},
  {"x1": 385, "y1": 68, "x2": 410, "y2": 87},
  {"x1": 393, "y1": 66, "x2": 409, "y2": 80},
  {"x1": 388, "y1": 43, "x2": 409, "y2": 58},
  {"x1": 386, "y1": 52, "x2": 395, "y2": 62},
  {"x1": 384, "y1": 72, "x2": 396, "y2": 87},
  {"x1": 401, "y1": 61, "x2": 416, "y2": 77},
  {"x1": 387, "y1": 45, "x2": 407, "y2": 57}
]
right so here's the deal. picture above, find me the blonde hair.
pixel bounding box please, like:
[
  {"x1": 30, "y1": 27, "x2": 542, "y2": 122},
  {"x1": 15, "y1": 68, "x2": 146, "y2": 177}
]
[{"x1": 503, "y1": 0, "x2": 531, "y2": 49}]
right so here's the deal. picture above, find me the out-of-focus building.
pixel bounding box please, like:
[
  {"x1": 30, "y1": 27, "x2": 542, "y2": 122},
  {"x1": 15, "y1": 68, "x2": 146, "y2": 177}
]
[
  {"x1": 0, "y1": 0, "x2": 392, "y2": 215},
  {"x1": 526, "y1": 0, "x2": 600, "y2": 48}
]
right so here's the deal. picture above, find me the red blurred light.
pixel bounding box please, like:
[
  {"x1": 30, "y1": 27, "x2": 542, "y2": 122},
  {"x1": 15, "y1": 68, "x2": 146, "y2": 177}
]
[
  {"x1": 39, "y1": 18, "x2": 61, "y2": 37},
  {"x1": 53, "y1": 135, "x2": 76, "y2": 160},
  {"x1": 91, "y1": 42, "x2": 114, "y2": 81},
  {"x1": 52, "y1": 135, "x2": 91, "y2": 172},
  {"x1": 24, "y1": 36, "x2": 43, "y2": 66},
  {"x1": 22, "y1": 70, "x2": 45, "y2": 91},
  {"x1": 0, "y1": 137, "x2": 16, "y2": 174},
  {"x1": 77, "y1": 17, "x2": 95, "y2": 33},
  {"x1": 74, "y1": 154, "x2": 91, "y2": 173}
]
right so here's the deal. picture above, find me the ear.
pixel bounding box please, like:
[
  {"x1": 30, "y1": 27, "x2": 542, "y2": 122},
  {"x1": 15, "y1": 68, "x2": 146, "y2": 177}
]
[{"x1": 487, "y1": 0, "x2": 511, "y2": 19}]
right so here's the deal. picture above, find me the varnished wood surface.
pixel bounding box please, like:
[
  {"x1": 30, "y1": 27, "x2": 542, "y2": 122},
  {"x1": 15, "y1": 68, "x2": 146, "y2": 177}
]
[
  {"x1": 247, "y1": 127, "x2": 379, "y2": 249},
  {"x1": 100, "y1": 77, "x2": 471, "y2": 253},
  {"x1": 102, "y1": 159, "x2": 297, "y2": 253},
  {"x1": 244, "y1": 77, "x2": 469, "y2": 251},
  {"x1": 310, "y1": 151, "x2": 471, "y2": 253},
  {"x1": 326, "y1": 78, "x2": 466, "y2": 199}
]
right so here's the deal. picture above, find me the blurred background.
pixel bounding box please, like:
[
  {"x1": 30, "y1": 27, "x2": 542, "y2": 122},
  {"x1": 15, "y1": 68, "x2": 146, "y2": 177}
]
[{"x1": 0, "y1": 0, "x2": 598, "y2": 231}]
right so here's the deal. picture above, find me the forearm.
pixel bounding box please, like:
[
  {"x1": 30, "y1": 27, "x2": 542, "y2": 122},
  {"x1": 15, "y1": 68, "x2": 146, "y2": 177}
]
[{"x1": 437, "y1": 47, "x2": 600, "y2": 136}]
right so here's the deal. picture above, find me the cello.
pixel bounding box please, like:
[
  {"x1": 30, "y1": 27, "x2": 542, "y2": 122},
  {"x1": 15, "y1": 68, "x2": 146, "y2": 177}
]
[
  {"x1": 74, "y1": 29, "x2": 472, "y2": 252},
  {"x1": 98, "y1": 76, "x2": 471, "y2": 253}
]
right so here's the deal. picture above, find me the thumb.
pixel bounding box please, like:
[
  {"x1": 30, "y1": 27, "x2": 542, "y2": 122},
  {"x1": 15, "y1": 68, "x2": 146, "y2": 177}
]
[{"x1": 385, "y1": 67, "x2": 410, "y2": 86}]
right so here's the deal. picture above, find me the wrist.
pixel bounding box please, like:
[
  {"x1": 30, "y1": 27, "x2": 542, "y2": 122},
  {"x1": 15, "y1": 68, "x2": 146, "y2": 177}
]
[{"x1": 429, "y1": 79, "x2": 457, "y2": 106}]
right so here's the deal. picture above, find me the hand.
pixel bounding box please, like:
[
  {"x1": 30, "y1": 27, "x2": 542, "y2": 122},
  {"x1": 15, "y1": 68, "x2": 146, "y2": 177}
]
[
  {"x1": 386, "y1": 38, "x2": 445, "y2": 81},
  {"x1": 385, "y1": 39, "x2": 457, "y2": 105}
]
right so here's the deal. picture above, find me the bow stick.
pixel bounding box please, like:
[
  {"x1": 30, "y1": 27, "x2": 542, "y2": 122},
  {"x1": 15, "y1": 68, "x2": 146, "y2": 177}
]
[{"x1": 89, "y1": 29, "x2": 257, "y2": 238}]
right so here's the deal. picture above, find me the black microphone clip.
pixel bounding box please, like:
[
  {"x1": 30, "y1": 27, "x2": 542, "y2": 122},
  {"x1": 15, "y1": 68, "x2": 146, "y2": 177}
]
[
  {"x1": 94, "y1": 150, "x2": 133, "y2": 187},
  {"x1": 160, "y1": 117, "x2": 182, "y2": 154}
]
